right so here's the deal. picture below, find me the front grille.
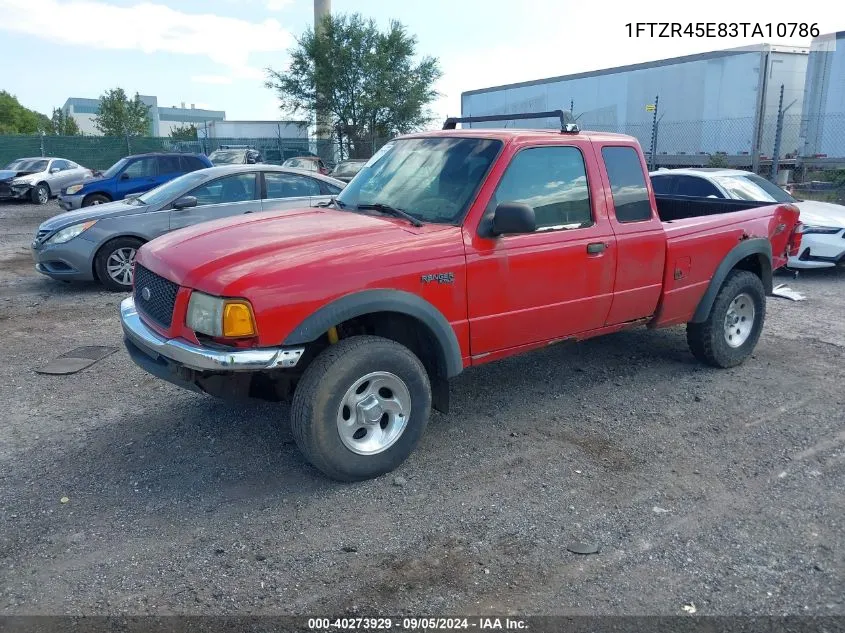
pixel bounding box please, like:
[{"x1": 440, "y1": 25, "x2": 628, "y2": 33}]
[
  {"x1": 134, "y1": 264, "x2": 179, "y2": 328},
  {"x1": 33, "y1": 229, "x2": 50, "y2": 246}
]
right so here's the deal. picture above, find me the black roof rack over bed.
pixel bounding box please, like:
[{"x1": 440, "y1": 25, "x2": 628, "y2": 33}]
[{"x1": 442, "y1": 109, "x2": 579, "y2": 133}]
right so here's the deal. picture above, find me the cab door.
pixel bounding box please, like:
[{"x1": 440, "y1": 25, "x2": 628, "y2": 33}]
[
  {"x1": 593, "y1": 144, "x2": 666, "y2": 324},
  {"x1": 465, "y1": 142, "x2": 617, "y2": 356},
  {"x1": 116, "y1": 156, "x2": 159, "y2": 198}
]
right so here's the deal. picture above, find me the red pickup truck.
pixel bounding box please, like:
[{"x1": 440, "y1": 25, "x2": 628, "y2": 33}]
[{"x1": 121, "y1": 111, "x2": 801, "y2": 481}]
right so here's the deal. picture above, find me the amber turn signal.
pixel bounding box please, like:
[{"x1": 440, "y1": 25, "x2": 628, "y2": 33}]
[{"x1": 222, "y1": 301, "x2": 256, "y2": 338}]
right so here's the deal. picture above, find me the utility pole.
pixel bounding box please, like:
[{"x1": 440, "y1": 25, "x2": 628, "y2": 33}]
[
  {"x1": 648, "y1": 95, "x2": 659, "y2": 171},
  {"x1": 314, "y1": 0, "x2": 332, "y2": 145}
]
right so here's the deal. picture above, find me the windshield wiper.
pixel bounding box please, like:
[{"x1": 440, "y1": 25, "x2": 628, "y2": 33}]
[{"x1": 357, "y1": 203, "x2": 423, "y2": 227}]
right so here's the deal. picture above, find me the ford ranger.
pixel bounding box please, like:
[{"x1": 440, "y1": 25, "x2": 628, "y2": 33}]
[{"x1": 120, "y1": 111, "x2": 802, "y2": 482}]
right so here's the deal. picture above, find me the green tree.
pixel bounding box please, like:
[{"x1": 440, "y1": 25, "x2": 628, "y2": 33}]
[
  {"x1": 93, "y1": 88, "x2": 151, "y2": 137},
  {"x1": 50, "y1": 107, "x2": 81, "y2": 136},
  {"x1": 169, "y1": 123, "x2": 198, "y2": 140},
  {"x1": 0, "y1": 91, "x2": 51, "y2": 134},
  {"x1": 265, "y1": 13, "x2": 441, "y2": 157},
  {"x1": 707, "y1": 153, "x2": 729, "y2": 168}
]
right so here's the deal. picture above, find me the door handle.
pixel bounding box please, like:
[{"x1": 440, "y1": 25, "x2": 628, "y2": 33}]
[{"x1": 586, "y1": 242, "x2": 607, "y2": 254}]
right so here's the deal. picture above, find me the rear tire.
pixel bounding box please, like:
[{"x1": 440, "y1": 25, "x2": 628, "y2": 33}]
[
  {"x1": 290, "y1": 335, "x2": 431, "y2": 482},
  {"x1": 82, "y1": 193, "x2": 110, "y2": 207},
  {"x1": 31, "y1": 183, "x2": 49, "y2": 205},
  {"x1": 687, "y1": 270, "x2": 765, "y2": 368},
  {"x1": 94, "y1": 237, "x2": 144, "y2": 292}
]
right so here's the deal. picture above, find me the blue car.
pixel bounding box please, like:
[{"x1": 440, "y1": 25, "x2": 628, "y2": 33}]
[{"x1": 57, "y1": 152, "x2": 212, "y2": 210}]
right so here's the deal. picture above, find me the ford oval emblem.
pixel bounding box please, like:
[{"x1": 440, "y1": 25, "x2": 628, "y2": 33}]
[{"x1": 141, "y1": 287, "x2": 151, "y2": 301}]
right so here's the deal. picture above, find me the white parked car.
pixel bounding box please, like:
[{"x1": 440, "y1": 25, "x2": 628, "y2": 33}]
[
  {"x1": 650, "y1": 168, "x2": 845, "y2": 270},
  {"x1": 0, "y1": 157, "x2": 93, "y2": 205}
]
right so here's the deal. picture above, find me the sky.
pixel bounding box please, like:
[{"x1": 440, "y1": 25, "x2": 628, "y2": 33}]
[{"x1": 1, "y1": 0, "x2": 843, "y2": 130}]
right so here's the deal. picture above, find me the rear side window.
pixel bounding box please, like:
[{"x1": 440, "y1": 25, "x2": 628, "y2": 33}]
[
  {"x1": 601, "y1": 146, "x2": 653, "y2": 223},
  {"x1": 181, "y1": 156, "x2": 208, "y2": 172},
  {"x1": 493, "y1": 146, "x2": 592, "y2": 230},
  {"x1": 265, "y1": 172, "x2": 321, "y2": 198},
  {"x1": 321, "y1": 181, "x2": 343, "y2": 195}
]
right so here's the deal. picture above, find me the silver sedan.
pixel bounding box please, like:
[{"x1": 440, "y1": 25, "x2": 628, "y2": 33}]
[
  {"x1": 1, "y1": 157, "x2": 93, "y2": 204},
  {"x1": 31, "y1": 164, "x2": 346, "y2": 290}
]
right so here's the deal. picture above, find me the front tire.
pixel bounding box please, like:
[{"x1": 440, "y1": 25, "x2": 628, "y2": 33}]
[
  {"x1": 687, "y1": 270, "x2": 766, "y2": 368},
  {"x1": 94, "y1": 237, "x2": 144, "y2": 291},
  {"x1": 31, "y1": 183, "x2": 49, "y2": 205},
  {"x1": 291, "y1": 336, "x2": 432, "y2": 482},
  {"x1": 82, "y1": 193, "x2": 110, "y2": 207}
]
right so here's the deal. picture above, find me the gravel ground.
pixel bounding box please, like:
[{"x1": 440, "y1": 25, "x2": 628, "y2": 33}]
[{"x1": 0, "y1": 200, "x2": 843, "y2": 616}]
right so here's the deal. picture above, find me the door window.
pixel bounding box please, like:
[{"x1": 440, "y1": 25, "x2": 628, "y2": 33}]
[
  {"x1": 650, "y1": 175, "x2": 676, "y2": 195},
  {"x1": 601, "y1": 147, "x2": 653, "y2": 223},
  {"x1": 158, "y1": 155, "x2": 182, "y2": 175},
  {"x1": 492, "y1": 146, "x2": 592, "y2": 230},
  {"x1": 265, "y1": 172, "x2": 321, "y2": 199},
  {"x1": 51, "y1": 159, "x2": 70, "y2": 171},
  {"x1": 181, "y1": 156, "x2": 208, "y2": 172},
  {"x1": 673, "y1": 175, "x2": 724, "y2": 198},
  {"x1": 122, "y1": 158, "x2": 157, "y2": 179},
  {"x1": 189, "y1": 173, "x2": 257, "y2": 205}
]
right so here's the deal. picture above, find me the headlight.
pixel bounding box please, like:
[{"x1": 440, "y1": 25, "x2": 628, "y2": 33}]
[
  {"x1": 45, "y1": 220, "x2": 97, "y2": 245},
  {"x1": 11, "y1": 177, "x2": 36, "y2": 185},
  {"x1": 66, "y1": 184, "x2": 84, "y2": 195},
  {"x1": 800, "y1": 225, "x2": 841, "y2": 235},
  {"x1": 186, "y1": 291, "x2": 256, "y2": 338}
]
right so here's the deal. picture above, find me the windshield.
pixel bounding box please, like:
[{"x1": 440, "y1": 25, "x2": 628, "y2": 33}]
[
  {"x1": 102, "y1": 158, "x2": 129, "y2": 179},
  {"x1": 209, "y1": 150, "x2": 245, "y2": 165},
  {"x1": 136, "y1": 171, "x2": 208, "y2": 206},
  {"x1": 11, "y1": 159, "x2": 48, "y2": 172},
  {"x1": 713, "y1": 174, "x2": 795, "y2": 203},
  {"x1": 336, "y1": 137, "x2": 502, "y2": 225},
  {"x1": 332, "y1": 161, "x2": 365, "y2": 177}
]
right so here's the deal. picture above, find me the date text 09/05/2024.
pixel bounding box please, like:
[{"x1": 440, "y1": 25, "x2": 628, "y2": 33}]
[
  {"x1": 625, "y1": 22, "x2": 820, "y2": 38},
  {"x1": 307, "y1": 618, "x2": 528, "y2": 630}
]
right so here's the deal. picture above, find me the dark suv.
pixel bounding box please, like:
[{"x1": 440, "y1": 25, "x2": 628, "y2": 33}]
[
  {"x1": 57, "y1": 152, "x2": 212, "y2": 210},
  {"x1": 208, "y1": 146, "x2": 263, "y2": 166}
]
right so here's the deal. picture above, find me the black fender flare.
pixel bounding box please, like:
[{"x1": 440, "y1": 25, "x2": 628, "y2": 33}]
[
  {"x1": 690, "y1": 237, "x2": 773, "y2": 323},
  {"x1": 283, "y1": 289, "x2": 464, "y2": 378}
]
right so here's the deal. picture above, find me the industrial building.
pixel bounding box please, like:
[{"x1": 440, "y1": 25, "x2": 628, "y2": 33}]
[
  {"x1": 62, "y1": 95, "x2": 226, "y2": 136},
  {"x1": 461, "y1": 44, "x2": 810, "y2": 166},
  {"x1": 800, "y1": 31, "x2": 845, "y2": 158},
  {"x1": 197, "y1": 120, "x2": 309, "y2": 140}
]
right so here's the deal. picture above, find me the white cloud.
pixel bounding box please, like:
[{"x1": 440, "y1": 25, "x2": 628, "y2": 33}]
[
  {"x1": 191, "y1": 75, "x2": 234, "y2": 85},
  {"x1": 0, "y1": 0, "x2": 293, "y2": 80}
]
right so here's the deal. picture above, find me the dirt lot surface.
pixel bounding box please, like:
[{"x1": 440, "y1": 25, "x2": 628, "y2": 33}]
[{"x1": 1, "y1": 200, "x2": 843, "y2": 616}]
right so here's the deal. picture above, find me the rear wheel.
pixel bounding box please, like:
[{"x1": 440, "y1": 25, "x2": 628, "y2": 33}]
[
  {"x1": 31, "y1": 183, "x2": 49, "y2": 205},
  {"x1": 687, "y1": 270, "x2": 766, "y2": 368},
  {"x1": 82, "y1": 193, "x2": 110, "y2": 207},
  {"x1": 290, "y1": 335, "x2": 431, "y2": 481},
  {"x1": 94, "y1": 237, "x2": 144, "y2": 291}
]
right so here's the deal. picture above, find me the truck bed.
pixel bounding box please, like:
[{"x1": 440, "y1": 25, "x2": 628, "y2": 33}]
[{"x1": 654, "y1": 194, "x2": 765, "y2": 222}]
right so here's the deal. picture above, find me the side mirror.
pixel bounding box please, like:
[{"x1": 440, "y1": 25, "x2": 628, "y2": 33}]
[
  {"x1": 172, "y1": 195, "x2": 197, "y2": 210},
  {"x1": 491, "y1": 202, "x2": 536, "y2": 235},
  {"x1": 50, "y1": 167, "x2": 61, "y2": 174},
  {"x1": 120, "y1": 172, "x2": 130, "y2": 180}
]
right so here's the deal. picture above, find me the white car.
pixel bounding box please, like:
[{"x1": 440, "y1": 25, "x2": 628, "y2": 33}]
[
  {"x1": 650, "y1": 168, "x2": 845, "y2": 270},
  {"x1": 0, "y1": 157, "x2": 93, "y2": 205}
]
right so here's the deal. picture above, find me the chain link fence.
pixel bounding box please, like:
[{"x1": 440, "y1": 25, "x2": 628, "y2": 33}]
[
  {"x1": 1, "y1": 115, "x2": 843, "y2": 174},
  {"x1": 0, "y1": 135, "x2": 392, "y2": 171}
]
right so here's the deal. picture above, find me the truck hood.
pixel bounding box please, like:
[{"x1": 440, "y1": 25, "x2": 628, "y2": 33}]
[
  {"x1": 138, "y1": 207, "x2": 461, "y2": 295},
  {"x1": 39, "y1": 200, "x2": 141, "y2": 231},
  {"x1": 794, "y1": 200, "x2": 845, "y2": 228}
]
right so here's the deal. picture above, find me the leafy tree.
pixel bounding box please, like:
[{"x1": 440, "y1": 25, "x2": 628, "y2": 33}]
[
  {"x1": 50, "y1": 107, "x2": 81, "y2": 136},
  {"x1": 93, "y1": 88, "x2": 151, "y2": 137},
  {"x1": 266, "y1": 13, "x2": 441, "y2": 157},
  {"x1": 169, "y1": 123, "x2": 198, "y2": 140},
  {"x1": 707, "y1": 153, "x2": 729, "y2": 168},
  {"x1": 0, "y1": 91, "x2": 51, "y2": 134}
]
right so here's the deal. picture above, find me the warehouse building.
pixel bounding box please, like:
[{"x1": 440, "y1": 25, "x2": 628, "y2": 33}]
[
  {"x1": 800, "y1": 31, "x2": 845, "y2": 159},
  {"x1": 461, "y1": 44, "x2": 809, "y2": 167},
  {"x1": 62, "y1": 95, "x2": 226, "y2": 136}
]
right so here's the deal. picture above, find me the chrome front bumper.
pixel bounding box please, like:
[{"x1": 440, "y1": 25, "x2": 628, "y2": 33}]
[{"x1": 120, "y1": 296, "x2": 304, "y2": 372}]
